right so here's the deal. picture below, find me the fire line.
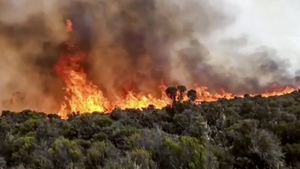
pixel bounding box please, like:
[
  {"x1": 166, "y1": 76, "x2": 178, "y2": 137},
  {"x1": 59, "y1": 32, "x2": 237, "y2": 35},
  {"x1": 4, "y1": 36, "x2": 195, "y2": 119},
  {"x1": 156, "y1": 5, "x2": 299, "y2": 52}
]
[{"x1": 53, "y1": 19, "x2": 297, "y2": 118}]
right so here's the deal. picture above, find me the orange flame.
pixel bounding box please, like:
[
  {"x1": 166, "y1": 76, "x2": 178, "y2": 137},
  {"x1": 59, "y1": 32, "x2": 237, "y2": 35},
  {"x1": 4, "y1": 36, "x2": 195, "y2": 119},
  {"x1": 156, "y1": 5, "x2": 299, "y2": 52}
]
[
  {"x1": 54, "y1": 19, "x2": 298, "y2": 118},
  {"x1": 55, "y1": 19, "x2": 172, "y2": 118}
]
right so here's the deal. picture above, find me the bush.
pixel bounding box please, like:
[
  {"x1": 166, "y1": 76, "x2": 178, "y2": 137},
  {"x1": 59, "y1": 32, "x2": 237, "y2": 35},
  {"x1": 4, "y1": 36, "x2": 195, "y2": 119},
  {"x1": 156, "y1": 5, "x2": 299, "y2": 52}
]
[{"x1": 1, "y1": 90, "x2": 300, "y2": 168}]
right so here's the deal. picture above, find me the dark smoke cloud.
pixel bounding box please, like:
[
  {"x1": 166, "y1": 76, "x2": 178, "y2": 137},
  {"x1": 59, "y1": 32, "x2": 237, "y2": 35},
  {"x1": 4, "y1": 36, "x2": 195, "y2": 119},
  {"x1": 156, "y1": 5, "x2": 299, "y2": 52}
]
[
  {"x1": 67, "y1": 0, "x2": 234, "y2": 96},
  {"x1": 0, "y1": 0, "x2": 297, "y2": 112}
]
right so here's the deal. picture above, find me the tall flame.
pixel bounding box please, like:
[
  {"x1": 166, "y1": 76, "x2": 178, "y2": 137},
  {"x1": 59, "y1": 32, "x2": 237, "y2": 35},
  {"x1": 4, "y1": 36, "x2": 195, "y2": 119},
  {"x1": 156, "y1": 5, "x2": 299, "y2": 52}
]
[
  {"x1": 55, "y1": 19, "x2": 172, "y2": 118},
  {"x1": 54, "y1": 19, "x2": 298, "y2": 118}
]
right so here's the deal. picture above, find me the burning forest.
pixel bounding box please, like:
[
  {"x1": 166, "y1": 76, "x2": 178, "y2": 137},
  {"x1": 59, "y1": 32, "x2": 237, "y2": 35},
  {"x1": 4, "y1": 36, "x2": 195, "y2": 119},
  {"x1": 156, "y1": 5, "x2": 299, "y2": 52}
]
[{"x1": 0, "y1": 0, "x2": 299, "y2": 118}]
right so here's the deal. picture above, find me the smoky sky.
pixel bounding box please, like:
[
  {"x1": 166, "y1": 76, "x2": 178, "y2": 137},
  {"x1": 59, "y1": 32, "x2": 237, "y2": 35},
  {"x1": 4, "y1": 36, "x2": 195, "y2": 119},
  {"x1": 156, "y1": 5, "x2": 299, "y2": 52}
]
[
  {"x1": 66, "y1": 0, "x2": 235, "y2": 95},
  {"x1": 0, "y1": 0, "x2": 298, "y2": 112}
]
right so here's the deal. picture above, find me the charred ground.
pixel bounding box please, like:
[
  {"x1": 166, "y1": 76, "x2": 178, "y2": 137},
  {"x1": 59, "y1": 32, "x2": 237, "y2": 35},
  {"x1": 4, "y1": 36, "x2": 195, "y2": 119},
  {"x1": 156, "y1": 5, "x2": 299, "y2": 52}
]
[{"x1": 1, "y1": 90, "x2": 300, "y2": 168}]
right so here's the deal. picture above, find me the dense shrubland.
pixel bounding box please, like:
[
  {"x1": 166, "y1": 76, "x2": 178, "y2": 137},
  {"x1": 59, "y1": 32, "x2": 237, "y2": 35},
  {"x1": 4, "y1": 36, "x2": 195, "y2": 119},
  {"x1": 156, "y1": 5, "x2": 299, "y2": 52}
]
[{"x1": 1, "y1": 87, "x2": 300, "y2": 169}]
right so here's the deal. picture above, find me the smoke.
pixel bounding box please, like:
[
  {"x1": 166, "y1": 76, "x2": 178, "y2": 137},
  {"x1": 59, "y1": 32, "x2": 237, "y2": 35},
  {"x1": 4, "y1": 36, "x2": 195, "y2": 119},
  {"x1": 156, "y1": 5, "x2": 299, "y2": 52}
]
[
  {"x1": 197, "y1": 0, "x2": 300, "y2": 93},
  {"x1": 0, "y1": 0, "x2": 298, "y2": 112},
  {"x1": 0, "y1": 0, "x2": 67, "y2": 112},
  {"x1": 69, "y1": 0, "x2": 235, "y2": 96}
]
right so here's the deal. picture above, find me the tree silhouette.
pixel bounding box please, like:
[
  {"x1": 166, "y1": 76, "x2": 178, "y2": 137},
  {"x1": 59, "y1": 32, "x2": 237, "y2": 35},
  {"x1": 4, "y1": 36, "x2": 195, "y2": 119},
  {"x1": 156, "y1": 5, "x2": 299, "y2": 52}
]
[
  {"x1": 177, "y1": 85, "x2": 187, "y2": 102},
  {"x1": 187, "y1": 89, "x2": 197, "y2": 102},
  {"x1": 166, "y1": 86, "x2": 178, "y2": 104}
]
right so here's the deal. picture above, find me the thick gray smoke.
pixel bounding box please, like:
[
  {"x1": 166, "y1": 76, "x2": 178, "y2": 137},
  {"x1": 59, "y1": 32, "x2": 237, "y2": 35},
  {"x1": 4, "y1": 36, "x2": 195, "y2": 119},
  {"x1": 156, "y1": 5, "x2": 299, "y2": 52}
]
[{"x1": 0, "y1": 0, "x2": 297, "y2": 112}]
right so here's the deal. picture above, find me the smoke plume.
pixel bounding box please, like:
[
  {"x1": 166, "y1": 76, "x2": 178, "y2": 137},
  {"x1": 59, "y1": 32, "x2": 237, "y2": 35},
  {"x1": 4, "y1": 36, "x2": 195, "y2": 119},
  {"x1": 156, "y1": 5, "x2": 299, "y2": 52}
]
[{"x1": 0, "y1": 0, "x2": 298, "y2": 112}]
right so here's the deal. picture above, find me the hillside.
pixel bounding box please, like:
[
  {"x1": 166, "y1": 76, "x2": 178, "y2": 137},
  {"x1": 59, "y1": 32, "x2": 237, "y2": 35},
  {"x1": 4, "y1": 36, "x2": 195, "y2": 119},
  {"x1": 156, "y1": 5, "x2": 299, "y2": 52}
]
[{"x1": 1, "y1": 90, "x2": 300, "y2": 169}]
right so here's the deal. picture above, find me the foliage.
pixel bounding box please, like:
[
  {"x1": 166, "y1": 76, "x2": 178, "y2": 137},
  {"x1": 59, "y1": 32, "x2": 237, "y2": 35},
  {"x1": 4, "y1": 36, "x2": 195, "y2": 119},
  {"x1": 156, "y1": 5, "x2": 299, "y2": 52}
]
[{"x1": 1, "y1": 89, "x2": 300, "y2": 168}]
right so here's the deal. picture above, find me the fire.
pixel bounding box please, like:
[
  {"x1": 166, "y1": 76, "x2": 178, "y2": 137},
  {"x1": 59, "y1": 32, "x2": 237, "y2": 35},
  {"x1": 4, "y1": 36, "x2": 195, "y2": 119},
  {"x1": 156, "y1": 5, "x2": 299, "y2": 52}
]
[
  {"x1": 55, "y1": 47, "x2": 172, "y2": 118},
  {"x1": 55, "y1": 52, "x2": 110, "y2": 117},
  {"x1": 55, "y1": 19, "x2": 172, "y2": 118},
  {"x1": 259, "y1": 84, "x2": 296, "y2": 97},
  {"x1": 55, "y1": 51, "x2": 171, "y2": 117},
  {"x1": 54, "y1": 19, "x2": 298, "y2": 118}
]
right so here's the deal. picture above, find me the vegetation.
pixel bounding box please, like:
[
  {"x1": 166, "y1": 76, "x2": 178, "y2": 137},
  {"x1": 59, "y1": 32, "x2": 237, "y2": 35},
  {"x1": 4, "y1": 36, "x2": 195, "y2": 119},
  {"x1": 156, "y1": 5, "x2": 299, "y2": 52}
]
[{"x1": 1, "y1": 87, "x2": 300, "y2": 169}]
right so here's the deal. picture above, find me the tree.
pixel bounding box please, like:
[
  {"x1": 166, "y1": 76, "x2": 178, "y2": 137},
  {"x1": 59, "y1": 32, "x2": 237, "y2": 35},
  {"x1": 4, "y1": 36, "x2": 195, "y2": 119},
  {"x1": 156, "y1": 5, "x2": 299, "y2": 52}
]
[
  {"x1": 177, "y1": 85, "x2": 187, "y2": 102},
  {"x1": 187, "y1": 89, "x2": 197, "y2": 102},
  {"x1": 166, "y1": 86, "x2": 178, "y2": 104}
]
